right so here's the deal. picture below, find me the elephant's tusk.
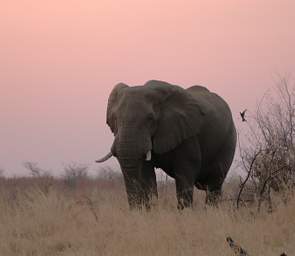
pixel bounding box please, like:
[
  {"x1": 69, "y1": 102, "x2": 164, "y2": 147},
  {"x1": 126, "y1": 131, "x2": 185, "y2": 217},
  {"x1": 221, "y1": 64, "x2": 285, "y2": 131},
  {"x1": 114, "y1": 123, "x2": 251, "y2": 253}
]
[
  {"x1": 95, "y1": 152, "x2": 113, "y2": 163},
  {"x1": 145, "y1": 150, "x2": 152, "y2": 161}
]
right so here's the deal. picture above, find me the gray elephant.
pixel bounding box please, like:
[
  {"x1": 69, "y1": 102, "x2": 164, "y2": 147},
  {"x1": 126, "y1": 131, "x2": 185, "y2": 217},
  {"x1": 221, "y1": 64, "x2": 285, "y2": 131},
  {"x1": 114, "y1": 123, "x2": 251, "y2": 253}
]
[{"x1": 96, "y1": 80, "x2": 236, "y2": 209}]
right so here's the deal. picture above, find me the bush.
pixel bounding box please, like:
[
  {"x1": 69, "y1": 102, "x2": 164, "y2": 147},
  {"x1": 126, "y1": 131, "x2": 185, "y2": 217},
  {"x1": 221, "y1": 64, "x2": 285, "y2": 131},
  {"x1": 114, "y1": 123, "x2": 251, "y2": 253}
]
[
  {"x1": 238, "y1": 77, "x2": 295, "y2": 210},
  {"x1": 62, "y1": 163, "x2": 88, "y2": 189}
]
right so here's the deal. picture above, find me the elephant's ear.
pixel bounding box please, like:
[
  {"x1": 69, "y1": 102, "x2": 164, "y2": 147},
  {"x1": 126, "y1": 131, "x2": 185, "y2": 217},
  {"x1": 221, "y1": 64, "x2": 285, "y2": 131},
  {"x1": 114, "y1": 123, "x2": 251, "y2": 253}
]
[
  {"x1": 147, "y1": 81, "x2": 205, "y2": 154},
  {"x1": 107, "y1": 83, "x2": 128, "y2": 134}
]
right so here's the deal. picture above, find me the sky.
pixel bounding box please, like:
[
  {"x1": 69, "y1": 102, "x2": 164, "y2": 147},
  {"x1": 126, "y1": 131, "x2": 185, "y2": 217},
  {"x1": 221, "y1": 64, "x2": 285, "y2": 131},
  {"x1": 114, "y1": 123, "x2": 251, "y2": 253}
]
[{"x1": 1, "y1": 0, "x2": 295, "y2": 176}]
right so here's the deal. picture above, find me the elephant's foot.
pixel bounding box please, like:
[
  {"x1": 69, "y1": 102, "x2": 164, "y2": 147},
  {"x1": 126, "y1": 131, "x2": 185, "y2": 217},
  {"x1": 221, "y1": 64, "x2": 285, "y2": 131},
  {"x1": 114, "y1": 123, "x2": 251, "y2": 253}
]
[
  {"x1": 128, "y1": 191, "x2": 158, "y2": 211},
  {"x1": 205, "y1": 189, "x2": 221, "y2": 206},
  {"x1": 176, "y1": 188, "x2": 194, "y2": 210},
  {"x1": 143, "y1": 192, "x2": 158, "y2": 211},
  {"x1": 175, "y1": 174, "x2": 195, "y2": 210}
]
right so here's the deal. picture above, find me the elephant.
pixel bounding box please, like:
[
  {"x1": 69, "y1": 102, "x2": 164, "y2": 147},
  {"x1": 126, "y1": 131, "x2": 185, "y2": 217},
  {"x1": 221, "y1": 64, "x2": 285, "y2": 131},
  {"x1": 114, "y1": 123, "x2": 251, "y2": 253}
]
[{"x1": 96, "y1": 80, "x2": 237, "y2": 210}]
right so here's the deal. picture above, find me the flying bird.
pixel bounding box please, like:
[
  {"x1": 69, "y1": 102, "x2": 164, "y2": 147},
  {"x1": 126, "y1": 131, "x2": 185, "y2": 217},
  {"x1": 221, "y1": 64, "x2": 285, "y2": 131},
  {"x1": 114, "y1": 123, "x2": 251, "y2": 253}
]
[{"x1": 240, "y1": 109, "x2": 247, "y2": 122}]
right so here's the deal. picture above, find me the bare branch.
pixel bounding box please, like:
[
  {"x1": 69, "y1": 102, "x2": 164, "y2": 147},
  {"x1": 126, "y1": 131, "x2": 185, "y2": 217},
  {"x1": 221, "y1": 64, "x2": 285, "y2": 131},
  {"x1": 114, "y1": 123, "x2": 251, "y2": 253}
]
[{"x1": 237, "y1": 149, "x2": 261, "y2": 209}]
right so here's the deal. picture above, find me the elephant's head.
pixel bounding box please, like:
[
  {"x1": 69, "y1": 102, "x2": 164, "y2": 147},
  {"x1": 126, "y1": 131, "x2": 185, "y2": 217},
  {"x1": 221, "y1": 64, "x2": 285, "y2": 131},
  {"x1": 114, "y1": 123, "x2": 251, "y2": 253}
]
[{"x1": 97, "y1": 80, "x2": 205, "y2": 208}]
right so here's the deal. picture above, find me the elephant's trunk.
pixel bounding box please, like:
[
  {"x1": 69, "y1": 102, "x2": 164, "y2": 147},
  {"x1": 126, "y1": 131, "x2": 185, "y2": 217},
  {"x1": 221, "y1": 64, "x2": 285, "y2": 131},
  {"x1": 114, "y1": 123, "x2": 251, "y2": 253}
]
[
  {"x1": 115, "y1": 131, "x2": 153, "y2": 209},
  {"x1": 119, "y1": 159, "x2": 146, "y2": 209},
  {"x1": 115, "y1": 127, "x2": 152, "y2": 160}
]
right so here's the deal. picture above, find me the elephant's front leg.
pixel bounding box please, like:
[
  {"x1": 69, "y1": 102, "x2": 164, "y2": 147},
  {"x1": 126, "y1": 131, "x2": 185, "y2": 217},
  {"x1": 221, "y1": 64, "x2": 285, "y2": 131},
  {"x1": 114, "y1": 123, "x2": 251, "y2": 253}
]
[
  {"x1": 175, "y1": 174, "x2": 195, "y2": 209},
  {"x1": 173, "y1": 141, "x2": 201, "y2": 209},
  {"x1": 141, "y1": 162, "x2": 158, "y2": 209},
  {"x1": 174, "y1": 160, "x2": 200, "y2": 210}
]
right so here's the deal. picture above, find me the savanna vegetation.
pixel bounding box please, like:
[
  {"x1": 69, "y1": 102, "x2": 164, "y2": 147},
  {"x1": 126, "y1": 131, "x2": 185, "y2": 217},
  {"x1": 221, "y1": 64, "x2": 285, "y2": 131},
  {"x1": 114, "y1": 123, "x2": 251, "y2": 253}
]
[
  {"x1": 0, "y1": 171, "x2": 293, "y2": 256},
  {"x1": 2, "y1": 78, "x2": 295, "y2": 256}
]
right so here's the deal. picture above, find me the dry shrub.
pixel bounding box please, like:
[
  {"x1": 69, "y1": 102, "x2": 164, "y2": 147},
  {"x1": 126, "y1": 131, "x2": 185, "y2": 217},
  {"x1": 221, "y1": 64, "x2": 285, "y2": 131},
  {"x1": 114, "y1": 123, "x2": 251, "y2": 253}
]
[{"x1": 238, "y1": 76, "x2": 295, "y2": 211}]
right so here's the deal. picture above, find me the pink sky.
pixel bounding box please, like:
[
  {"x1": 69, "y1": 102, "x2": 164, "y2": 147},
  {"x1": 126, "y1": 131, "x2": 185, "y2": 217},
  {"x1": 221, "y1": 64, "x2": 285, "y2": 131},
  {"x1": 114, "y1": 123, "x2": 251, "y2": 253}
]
[{"x1": 1, "y1": 0, "x2": 295, "y2": 176}]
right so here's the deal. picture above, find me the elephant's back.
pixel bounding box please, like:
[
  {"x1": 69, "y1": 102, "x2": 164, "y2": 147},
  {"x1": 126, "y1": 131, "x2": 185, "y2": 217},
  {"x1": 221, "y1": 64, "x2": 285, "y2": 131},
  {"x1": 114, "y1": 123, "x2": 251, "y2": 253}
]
[
  {"x1": 187, "y1": 85, "x2": 209, "y2": 93},
  {"x1": 187, "y1": 85, "x2": 236, "y2": 162},
  {"x1": 187, "y1": 85, "x2": 232, "y2": 117}
]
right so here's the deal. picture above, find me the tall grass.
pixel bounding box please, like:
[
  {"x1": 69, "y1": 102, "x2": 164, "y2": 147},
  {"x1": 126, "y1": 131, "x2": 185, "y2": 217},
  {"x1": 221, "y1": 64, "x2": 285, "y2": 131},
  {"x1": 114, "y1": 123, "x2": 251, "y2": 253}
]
[{"x1": 0, "y1": 175, "x2": 293, "y2": 256}]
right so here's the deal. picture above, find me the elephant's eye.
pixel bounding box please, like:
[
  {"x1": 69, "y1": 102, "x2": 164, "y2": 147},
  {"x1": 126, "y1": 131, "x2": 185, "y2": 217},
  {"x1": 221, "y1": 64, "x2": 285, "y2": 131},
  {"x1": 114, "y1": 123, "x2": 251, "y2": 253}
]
[{"x1": 147, "y1": 113, "x2": 155, "y2": 122}]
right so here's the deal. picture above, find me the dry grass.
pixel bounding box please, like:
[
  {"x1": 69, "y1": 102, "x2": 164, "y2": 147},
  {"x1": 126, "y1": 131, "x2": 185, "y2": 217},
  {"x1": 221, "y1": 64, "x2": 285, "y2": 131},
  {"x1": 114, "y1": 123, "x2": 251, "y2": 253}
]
[{"x1": 0, "y1": 176, "x2": 293, "y2": 256}]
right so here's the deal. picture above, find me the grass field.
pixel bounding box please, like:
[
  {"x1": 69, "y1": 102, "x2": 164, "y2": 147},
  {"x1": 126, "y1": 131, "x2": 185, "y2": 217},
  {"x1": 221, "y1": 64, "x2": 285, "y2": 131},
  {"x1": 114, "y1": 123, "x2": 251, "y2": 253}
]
[{"x1": 0, "y1": 174, "x2": 293, "y2": 256}]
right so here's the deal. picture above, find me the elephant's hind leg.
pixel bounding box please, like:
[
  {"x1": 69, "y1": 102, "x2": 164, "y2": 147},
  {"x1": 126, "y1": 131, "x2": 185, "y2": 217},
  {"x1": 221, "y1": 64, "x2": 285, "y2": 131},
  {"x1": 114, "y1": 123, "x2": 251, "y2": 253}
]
[{"x1": 205, "y1": 185, "x2": 222, "y2": 205}]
